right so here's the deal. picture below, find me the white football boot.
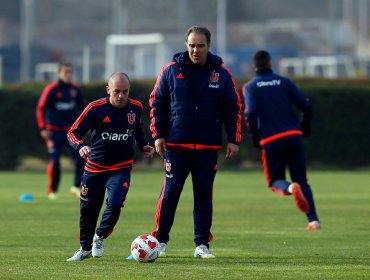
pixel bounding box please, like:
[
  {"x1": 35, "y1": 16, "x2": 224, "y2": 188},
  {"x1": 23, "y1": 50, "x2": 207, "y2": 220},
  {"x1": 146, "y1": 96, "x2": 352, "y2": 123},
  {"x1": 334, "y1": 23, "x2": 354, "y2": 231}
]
[
  {"x1": 194, "y1": 244, "x2": 215, "y2": 258},
  {"x1": 48, "y1": 192, "x2": 58, "y2": 200},
  {"x1": 66, "y1": 248, "x2": 92, "y2": 261},
  {"x1": 92, "y1": 234, "x2": 104, "y2": 258},
  {"x1": 159, "y1": 242, "x2": 167, "y2": 257},
  {"x1": 307, "y1": 220, "x2": 321, "y2": 231}
]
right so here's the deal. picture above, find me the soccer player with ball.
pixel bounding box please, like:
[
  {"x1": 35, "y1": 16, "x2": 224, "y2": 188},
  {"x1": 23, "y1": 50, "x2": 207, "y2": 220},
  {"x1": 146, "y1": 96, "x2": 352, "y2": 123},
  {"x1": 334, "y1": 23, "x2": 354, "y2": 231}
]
[
  {"x1": 66, "y1": 72, "x2": 155, "y2": 261},
  {"x1": 149, "y1": 26, "x2": 242, "y2": 258},
  {"x1": 243, "y1": 50, "x2": 320, "y2": 230}
]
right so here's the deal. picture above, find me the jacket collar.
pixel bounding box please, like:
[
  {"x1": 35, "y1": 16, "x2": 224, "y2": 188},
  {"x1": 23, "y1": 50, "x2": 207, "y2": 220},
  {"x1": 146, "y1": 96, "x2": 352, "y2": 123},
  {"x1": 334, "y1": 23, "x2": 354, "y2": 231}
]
[
  {"x1": 255, "y1": 69, "x2": 273, "y2": 76},
  {"x1": 173, "y1": 51, "x2": 223, "y2": 68}
]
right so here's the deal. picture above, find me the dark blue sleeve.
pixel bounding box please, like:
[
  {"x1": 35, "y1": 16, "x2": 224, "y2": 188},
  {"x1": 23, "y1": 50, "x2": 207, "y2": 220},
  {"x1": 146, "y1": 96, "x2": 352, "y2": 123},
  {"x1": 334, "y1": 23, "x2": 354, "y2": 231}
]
[
  {"x1": 243, "y1": 82, "x2": 260, "y2": 140},
  {"x1": 288, "y1": 79, "x2": 312, "y2": 122},
  {"x1": 149, "y1": 66, "x2": 170, "y2": 140},
  {"x1": 223, "y1": 68, "x2": 242, "y2": 144},
  {"x1": 67, "y1": 105, "x2": 94, "y2": 151},
  {"x1": 76, "y1": 87, "x2": 87, "y2": 111},
  {"x1": 134, "y1": 109, "x2": 149, "y2": 151}
]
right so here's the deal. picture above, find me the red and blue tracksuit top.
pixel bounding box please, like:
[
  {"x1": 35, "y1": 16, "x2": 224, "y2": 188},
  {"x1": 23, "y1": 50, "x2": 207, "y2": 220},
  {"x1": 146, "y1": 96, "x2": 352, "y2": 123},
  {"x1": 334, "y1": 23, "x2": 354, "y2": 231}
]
[
  {"x1": 149, "y1": 51, "x2": 242, "y2": 149},
  {"x1": 243, "y1": 69, "x2": 312, "y2": 146},
  {"x1": 67, "y1": 98, "x2": 148, "y2": 173},
  {"x1": 36, "y1": 80, "x2": 85, "y2": 131}
]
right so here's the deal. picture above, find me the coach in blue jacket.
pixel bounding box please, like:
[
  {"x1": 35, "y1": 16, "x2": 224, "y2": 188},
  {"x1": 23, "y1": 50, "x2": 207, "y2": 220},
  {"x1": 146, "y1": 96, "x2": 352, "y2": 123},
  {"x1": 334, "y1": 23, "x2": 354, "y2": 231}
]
[
  {"x1": 243, "y1": 50, "x2": 320, "y2": 231},
  {"x1": 149, "y1": 26, "x2": 242, "y2": 258}
]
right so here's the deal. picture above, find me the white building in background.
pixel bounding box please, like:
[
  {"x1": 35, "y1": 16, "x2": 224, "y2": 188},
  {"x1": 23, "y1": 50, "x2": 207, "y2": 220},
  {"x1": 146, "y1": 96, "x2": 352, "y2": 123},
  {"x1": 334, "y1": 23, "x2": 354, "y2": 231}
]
[{"x1": 279, "y1": 56, "x2": 356, "y2": 78}]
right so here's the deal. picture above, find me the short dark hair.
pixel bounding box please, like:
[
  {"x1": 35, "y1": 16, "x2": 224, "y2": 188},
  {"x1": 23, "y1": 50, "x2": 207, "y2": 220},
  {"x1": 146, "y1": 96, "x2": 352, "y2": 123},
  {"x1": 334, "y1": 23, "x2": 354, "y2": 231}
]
[
  {"x1": 58, "y1": 62, "x2": 73, "y2": 72},
  {"x1": 253, "y1": 50, "x2": 271, "y2": 70},
  {"x1": 185, "y1": 25, "x2": 211, "y2": 45}
]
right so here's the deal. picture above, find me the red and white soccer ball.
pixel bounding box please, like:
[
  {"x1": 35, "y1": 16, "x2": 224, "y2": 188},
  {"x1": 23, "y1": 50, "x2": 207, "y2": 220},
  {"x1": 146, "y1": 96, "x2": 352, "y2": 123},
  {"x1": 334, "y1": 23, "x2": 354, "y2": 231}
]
[{"x1": 131, "y1": 234, "x2": 160, "y2": 263}]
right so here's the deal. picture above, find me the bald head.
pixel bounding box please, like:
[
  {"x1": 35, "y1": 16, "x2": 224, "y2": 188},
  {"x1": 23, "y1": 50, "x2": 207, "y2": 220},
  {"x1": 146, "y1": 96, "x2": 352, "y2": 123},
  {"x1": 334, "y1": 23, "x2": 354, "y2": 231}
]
[
  {"x1": 106, "y1": 72, "x2": 130, "y2": 108},
  {"x1": 108, "y1": 72, "x2": 130, "y2": 87}
]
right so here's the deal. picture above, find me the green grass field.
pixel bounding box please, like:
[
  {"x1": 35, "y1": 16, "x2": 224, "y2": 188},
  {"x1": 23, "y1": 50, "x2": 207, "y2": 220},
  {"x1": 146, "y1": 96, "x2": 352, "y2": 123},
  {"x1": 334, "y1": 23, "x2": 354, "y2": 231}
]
[{"x1": 0, "y1": 170, "x2": 369, "y2": 279}]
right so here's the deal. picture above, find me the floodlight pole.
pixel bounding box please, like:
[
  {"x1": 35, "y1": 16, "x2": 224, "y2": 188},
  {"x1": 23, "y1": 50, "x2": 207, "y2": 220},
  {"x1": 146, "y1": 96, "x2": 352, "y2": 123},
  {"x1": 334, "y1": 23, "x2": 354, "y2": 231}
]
[
  {"x1": 112, "y1": 0, "x2": 128, "y2": 34},
  {"x1": 217, "y1": 0, "x2": 227, "y2": 59},
  {"x1": 0, "y1": 55, "x2": 3, "y2": 86},
  {"x1": 20, "y1": 0, "x2": 34, "y2": 82},
  {"x1": 178, "y1": 0, "x2": 188, "y2": 34},
  {"x1": 82, "y1": 46, "x2": 90, "y2": 83},
  {"x1": 328, "y1": 0, "x2": 338, "y2": 54},
  {"x1": 358, "y1": 0, "x2": 368, "y2": 76}
]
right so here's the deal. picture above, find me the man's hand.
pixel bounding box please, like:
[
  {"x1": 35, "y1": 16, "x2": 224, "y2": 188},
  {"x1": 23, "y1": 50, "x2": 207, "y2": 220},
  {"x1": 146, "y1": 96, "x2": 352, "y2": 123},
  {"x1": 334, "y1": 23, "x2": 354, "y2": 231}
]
[
  {"x1": 40, "y1": 129, "x2": 52, "y2": 140},
  {"x1": 143, "y1": 145, "x2": 155, "y2": 158},
  {"x1": 154, "y1": 138, "x2": 167, "y2": 158},
  {"x1": 226, "y1": 143, "x2": 239, "y2": 158},
  {"x1": 79, "y1": 145, "x2": 91, "y2": 160}
]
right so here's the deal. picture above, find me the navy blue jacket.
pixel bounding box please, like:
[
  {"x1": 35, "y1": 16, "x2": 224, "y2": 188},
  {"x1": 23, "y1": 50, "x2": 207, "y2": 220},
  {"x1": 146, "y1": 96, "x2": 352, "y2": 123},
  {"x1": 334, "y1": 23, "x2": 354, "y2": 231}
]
[
  {"x1": 243, "y1": 69, "x2": 312, "y2": 146},
  {"x1": 149, "y1": 51, "x2": 242, "y2": 150},
  {"x1": 67, "y1": 98, "x2": 148, "y2": 173},
  {"x1": 36, "y1": 80, "x2": 85, "y2": 131}
]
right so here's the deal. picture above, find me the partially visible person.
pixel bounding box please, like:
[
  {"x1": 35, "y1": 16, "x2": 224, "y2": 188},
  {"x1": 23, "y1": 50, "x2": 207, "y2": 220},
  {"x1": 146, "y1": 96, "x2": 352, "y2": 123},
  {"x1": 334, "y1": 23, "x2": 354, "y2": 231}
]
[
  {"x1": 66, "y1": 72, "x2": 155, "y2": 261},
  {"x1": 242, "y1": 50, "x2": 320, "y2": 230},
  {"x1": 149, "y1": 25, "x2": 242, "y2": 258},
  {"x1": 36, "y1": 63, "x2": 86, "y2": 199}
]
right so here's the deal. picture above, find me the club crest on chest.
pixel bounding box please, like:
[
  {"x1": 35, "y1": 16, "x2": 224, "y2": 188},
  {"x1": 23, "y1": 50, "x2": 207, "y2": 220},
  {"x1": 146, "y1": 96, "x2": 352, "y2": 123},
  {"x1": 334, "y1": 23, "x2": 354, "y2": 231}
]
[{"x1": 127, "y1": 112, "x2": 136, "y2": 124}]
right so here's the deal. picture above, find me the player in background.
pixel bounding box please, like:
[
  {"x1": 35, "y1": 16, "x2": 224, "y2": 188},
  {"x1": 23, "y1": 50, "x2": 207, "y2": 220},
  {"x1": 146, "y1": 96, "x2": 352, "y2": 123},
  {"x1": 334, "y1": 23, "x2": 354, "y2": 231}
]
[
  {"x1": 242, "y1": 50, "x2": 320, "y2": 230},
  {"x1": 36, "y1": 63, "x2": 85, "y2": 199},
  {"x1": 149, "y1": 26, "x2": 242, "y2": 258},
  {"x1": 66, "y1": 72, "x2": 154, "y2": 261}
]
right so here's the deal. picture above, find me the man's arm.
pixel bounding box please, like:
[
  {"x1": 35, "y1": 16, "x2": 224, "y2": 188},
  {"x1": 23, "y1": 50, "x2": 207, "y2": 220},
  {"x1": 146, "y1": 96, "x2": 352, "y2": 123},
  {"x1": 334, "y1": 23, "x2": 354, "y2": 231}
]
[
  {"x1": 36, "y1": 84, "x2": 53, "y2": 139},
  {"x1": 149, "y1": 64, "x2": 171, "y2": 154},
  {"x1": 222, "y1": 69, "x2": 242, "y2": 157},
  {"x1": 75, "y1": 86, "x2": 87, "y2": 111},
  {"x1": 289, "y1": 80, "x2": 312, "y2": 137},
  {"x1": 223, "y1": 68, "x2": 242, "y2": 146},
  {"x1": 243, "y1": 83, "x2": 261, "y2": 148},
  {"x1": 67, "y1": 105, "x2": 93, "y2": 156}
]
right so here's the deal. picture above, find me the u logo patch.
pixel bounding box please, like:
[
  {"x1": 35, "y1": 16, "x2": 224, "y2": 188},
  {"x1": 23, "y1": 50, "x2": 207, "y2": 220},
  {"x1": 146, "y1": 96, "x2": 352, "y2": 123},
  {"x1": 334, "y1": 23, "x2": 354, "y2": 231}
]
[
  {"x1": 210, "y1": 71, "x2": 219, "y2": 82},
  {"x1": 127, "y1": 113, "x2": 136, "y2": 124}
]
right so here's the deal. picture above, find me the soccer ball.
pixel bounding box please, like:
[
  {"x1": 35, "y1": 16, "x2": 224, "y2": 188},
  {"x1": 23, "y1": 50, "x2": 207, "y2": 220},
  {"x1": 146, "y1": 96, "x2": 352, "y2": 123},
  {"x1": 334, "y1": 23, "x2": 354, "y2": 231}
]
[{"x1": 130, "y1": 234, "x2": 160, "y2": 263}]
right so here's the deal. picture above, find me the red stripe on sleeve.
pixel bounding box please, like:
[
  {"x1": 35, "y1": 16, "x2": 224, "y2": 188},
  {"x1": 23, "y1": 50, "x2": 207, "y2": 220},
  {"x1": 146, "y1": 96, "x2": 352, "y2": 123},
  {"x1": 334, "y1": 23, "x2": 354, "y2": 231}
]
[
  {"x1": 36, "y1": 81, "x2": 58, "y2": 129},
  {"x1": 149, "y1": 62, "x2": 175, "y2": 138},
  {"x1": 129, "y1": 99, "x2": 143, "y2": 108},
  {"x1": 221, "y1": 65, "x2": 242, "y2": 143},
  {"x1": 67, "y1": 99, "x2": 107, "y2": 146}
]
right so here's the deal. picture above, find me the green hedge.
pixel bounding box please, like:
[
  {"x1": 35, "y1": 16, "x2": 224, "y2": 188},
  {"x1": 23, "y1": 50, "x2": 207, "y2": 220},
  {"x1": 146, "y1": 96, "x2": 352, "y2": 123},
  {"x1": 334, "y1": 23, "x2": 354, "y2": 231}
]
[{"x1": 1, "y1": 78, "x2": 369, "y2": 170}]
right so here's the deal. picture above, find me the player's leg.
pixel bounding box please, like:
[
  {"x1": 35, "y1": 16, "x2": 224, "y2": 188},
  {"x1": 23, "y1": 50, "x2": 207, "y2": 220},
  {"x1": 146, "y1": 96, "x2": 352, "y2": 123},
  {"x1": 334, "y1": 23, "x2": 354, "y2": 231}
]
[
  {"x1": 191, "y1": 150, "x2": 217, "y2": 258},
  {"x1": 79, "y1": 172, "x2": 106, "y2": 251},
  {"x1": 191, "y1": 150, "x2": 217, "y2": 246},
  {"x1": 45, "y1": 131, "x2": 63, "y2": 197},
  {"x1": 261, "y1": 142, "x2": 290, "y2": 195},
  {"x1": 92, "y1": 168, "x2": 132, "y2": 258},
  {"x1": 288, "y1": 137, "x2": 320, "y2": 224},
  {"x1": 151, "y1": 149, "x2": 190, "y2": 245},
  {"x1": 68, "y1": 171, "x2": 106, "y2": 261},
  {"x1": 96, "y1": 168, "x2": 132, "y2": 238}
]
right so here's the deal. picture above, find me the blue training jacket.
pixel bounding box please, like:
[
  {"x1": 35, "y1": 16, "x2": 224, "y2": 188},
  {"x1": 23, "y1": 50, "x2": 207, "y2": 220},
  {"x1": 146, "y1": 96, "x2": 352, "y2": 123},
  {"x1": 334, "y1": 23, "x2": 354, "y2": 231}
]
[
  {"x1": 149, "y1": 51, "x2": 242, "y2": 150},
  {"x1": 36, "y1": 80, "x2": 85, "y2": 131},
  {"x1": 67, "y1": 98, "x2": 148, "y2": 173},
  {"x1": 243, "y1": 69, "x2": 312, "y2": 146}
]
